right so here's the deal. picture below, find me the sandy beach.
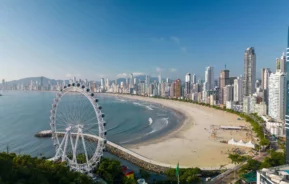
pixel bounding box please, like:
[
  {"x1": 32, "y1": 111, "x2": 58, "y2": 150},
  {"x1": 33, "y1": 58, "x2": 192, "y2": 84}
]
[{"x1": 107, "y1": 94, "x2": 255, "y2": 169}]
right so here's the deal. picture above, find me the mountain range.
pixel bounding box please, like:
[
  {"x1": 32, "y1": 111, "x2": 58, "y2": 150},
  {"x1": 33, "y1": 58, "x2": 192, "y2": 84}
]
[{"x1": 1, "y1": 76, "x2": 165, "y2": 87}]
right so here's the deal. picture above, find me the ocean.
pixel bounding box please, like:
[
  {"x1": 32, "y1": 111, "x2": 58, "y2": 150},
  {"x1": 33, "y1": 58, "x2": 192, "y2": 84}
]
[{"x1": 0, "y1": 91, "x2": 183, "y2": 158}]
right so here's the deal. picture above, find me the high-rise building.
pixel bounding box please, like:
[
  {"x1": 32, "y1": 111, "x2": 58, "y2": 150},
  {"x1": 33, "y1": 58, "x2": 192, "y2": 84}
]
[
  {"x1": 205, "y1": 66, "x2": 214, "y2": 90},
  {"x1": 261, "y1": 68, "x2": 271, "y2": 90},
  {"x1": 192, "y1": 74, "x2": 197, "y2": 84},
  {"x1": 268, "y1": 72, "x2": 285, "y2": 121},
  {"x1": 284, "y1": 26, "x2": 289, "y2": 164},
  {"x1": 170, "y1": 82, "x2": 175, "y2": 98},
  {"x1": 175, "y1": 79, "x2": 181, "y2": 98},
  {"x1": 255, "y1": 80, "x2": 260, "y2": 89},
  {"x1": 130, "y1": 73, "x2": 134, "y2": 88},
  {"x1": 106, "y1": 79, "x2": 110, "y2": 88},
  {"x1": 219, "y1": 70, "x2": 230, "y2": 104},
  {"x1": 100, "y1": 78, "x2": 105, "y2": 89},
  {"x1": 243, "y1": 47, "x2": 256, "y2": 96},
  {"x1": 2, "y1": 79, "x2": 5, "y2": 90},
  {"x1": 158, "y1": 74, "x2": 162, "y2": 84},
  {"x1": 185, "y1": 73, "x2": 191, "y2": 96},
  {"x1": 166, "y1": 77, "x2": 169, "y2": 84},
  {"x1": 234, "y1": 76, "x2": 243, "y2": 102},
  {"x1": 223, "y1": 85, "x2": 233, "y2": 103},
  {"x1": 276, "y1": 53, "x2": 286, "y2": 73}
]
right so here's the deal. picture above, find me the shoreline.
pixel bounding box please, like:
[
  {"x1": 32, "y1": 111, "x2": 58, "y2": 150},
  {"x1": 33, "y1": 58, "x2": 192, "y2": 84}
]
[
  {"x1": 102, "y1": 93, "x2": 190, "y2": 147},
  {"x1": 102, "y1": 93, "x2": 254, "y2": 169}
]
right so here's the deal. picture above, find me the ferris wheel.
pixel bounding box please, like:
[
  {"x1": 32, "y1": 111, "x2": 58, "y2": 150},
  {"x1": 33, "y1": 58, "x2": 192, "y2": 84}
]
[{"x1": 49, "y1": 83, "x2": 107, "y2": 173}]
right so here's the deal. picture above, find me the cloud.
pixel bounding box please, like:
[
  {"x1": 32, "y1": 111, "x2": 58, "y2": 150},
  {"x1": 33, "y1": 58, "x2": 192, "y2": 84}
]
[
  {"x1": 156, "y1": 67, "x2": 164, "y2": 72},
  {"x1": 116, "y1": 73, "x2": 127, "y2": 78},
  {"x1": 132, "y1": 72, "x2": 145, "y2": 76},
  {"x1": 116, "y1": 72, "x2": 144, "y2": 78},
  {"x1": 169, "y1": 68, "x2": 177, "y2": 72},
  {"x1": 180, "y1": 47, "x2": 187, "y2": 53},
  {"x1": 65, "y1": 73, "x2": 81, "y2": 78},
  {"x1": 170, "y1": 36, "x2": 180, "y2": 44}
]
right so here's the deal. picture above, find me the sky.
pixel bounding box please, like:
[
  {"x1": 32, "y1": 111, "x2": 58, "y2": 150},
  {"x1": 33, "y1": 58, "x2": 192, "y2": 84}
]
[{"x1": 1, "y1": 0, "x2": 289, "y2": 81}]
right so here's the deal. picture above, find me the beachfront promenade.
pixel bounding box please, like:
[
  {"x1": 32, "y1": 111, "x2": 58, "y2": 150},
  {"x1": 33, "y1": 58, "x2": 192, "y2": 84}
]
[{"x1": 35, "y1": 130, "x2": 194, "y2": 173}]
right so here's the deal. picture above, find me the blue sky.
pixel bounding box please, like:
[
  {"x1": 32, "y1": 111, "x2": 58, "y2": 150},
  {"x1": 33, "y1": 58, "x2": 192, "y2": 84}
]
[{"x1": 1, "y1": 0, "x2": 289, "y2": 81}]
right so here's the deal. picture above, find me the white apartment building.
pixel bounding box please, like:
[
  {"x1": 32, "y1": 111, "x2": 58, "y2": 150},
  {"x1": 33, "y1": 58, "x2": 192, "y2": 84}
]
[{"x1": 268, "y1": 72, "x2": 285, "y2": 121}]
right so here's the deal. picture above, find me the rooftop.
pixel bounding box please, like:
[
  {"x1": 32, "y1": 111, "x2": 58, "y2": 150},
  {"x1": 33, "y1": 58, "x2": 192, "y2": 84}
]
[{"x1": 258, "y1": 165, "x2": 289, "y2": 183}]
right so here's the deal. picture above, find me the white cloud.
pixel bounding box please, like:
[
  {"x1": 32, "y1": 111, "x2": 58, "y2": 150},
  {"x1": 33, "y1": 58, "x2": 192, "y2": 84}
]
[
  {"x1": 170, "y1": 36, "x2": 180, "y2": 44},
  {"x1": 132, "y1": 72, "x2": 145, "y2": 76},
  {"x1": 180, "y1": 47, "x2": 187, "y2": 53},
  {"x1": 156, "y1": 67, "x2": 163, "y2": 72},
  {"x1": 65, "y1": 73, "x2": 81, "y2": 78},
  {"x1": 169, "y1": 68, "x2": 177, "y2": 72},
  {"x1": 116, "y1": 72, "x2": 144, "y2": 78},
  {"x1": 116, "y1": 73, "x2": 127, "y2": 78}
]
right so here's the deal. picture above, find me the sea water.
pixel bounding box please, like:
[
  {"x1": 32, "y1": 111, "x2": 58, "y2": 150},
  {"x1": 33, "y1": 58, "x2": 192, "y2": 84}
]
[{"x1": 0, "y1": 91, "x2": 183, "y2": 158}]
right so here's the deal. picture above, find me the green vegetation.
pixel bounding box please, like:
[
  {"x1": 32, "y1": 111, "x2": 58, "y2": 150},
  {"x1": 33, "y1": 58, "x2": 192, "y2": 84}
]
[
  {"x1": 96, "y1": 157, "x2": 128, "y2": 184},
  {"x1": 239, "y1": 151, "x2": 285, "y2": 174},
  {"x1": 0, "y1": 152, "x2": 93, "y2": 184},
  {"x1": 165, "y1": 167, "x2": 201, "y2": 183},
  {"x1": 228, "y1": 153, "x2": 248, "y2": 164},
  {"x1": 0, "y1": 152, "x2": 139, "y2": 184}
]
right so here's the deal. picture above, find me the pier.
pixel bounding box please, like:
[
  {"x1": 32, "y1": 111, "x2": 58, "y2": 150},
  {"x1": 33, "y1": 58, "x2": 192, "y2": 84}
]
[{"x1": 36, "y1": 130, "x2": 204, "y2": 173}]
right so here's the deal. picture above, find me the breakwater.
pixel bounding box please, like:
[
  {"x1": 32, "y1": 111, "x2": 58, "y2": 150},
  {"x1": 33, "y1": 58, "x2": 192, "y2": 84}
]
[{"x1": 35, "y1": 130, "x2": 186, "y2": 173}]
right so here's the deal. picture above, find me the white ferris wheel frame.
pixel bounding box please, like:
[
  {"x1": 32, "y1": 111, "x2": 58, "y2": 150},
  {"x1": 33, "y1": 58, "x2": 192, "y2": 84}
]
[{"x1": 49, "y1": 84, "x2": 106, "y2": 173}]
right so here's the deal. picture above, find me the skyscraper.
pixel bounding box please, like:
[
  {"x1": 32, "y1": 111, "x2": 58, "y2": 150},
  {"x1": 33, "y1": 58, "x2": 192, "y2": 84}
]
[
  {"x1": 100, "y1": 78, "x2": 105, "y2": 89},
  {"x1": 261, "y1": 68, "x2": 271, "y2": 90},
  {"x1": 192, "y1": 74, "x2": 197, "y2": 84},
  {"x1": 185, "y1": 73, "x2": 191, "y2": 96},
  {"x1": 205, "y1": 66, "x2": 214, "y2": 90},
  {"x1": 175, "y1": 79, "x2": 181, "y2": 98},
  {"x1": 219, "y1": 70, "x2": 230, "y2": 104},
  {"x1": 170, "y1": 82, "x2": 175, "y2": 98},
  {"x1": 223, "y1": 85, "x2": 233, "y2": 103},
  {"x1": 2, "y1": 79, "x2": 5, "y2": 90},
  {"x1": 130, "y1": 73, "x2": 134, "y2": 88},
  {"x1": 276, "y1": 52, "x2": 286, "y2": 73},
  {"x1": 158, "y1": 74, "x2": 162, "y2": 84},
  {"x1": 234, "y1": 76, "x2": 243, "y2": 103},
  {"x1": 285, "y1": 26, "x2": 289, "y2": 164},
  {"x1": 268, "y1": 72, "x2": 285, "y2": 121},
  {"x1": 243, "y1": 47, "x2": 256, "y2": 96}
]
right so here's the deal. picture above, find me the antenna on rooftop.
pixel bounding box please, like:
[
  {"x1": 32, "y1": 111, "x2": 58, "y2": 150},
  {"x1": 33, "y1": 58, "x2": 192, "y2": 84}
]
[{"x1": 225, "y1": 64, "x2": 227, "y2": 70}]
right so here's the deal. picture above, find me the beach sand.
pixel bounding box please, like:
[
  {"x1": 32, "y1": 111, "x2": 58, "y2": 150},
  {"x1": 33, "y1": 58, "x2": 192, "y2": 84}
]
[{"x1": 108, "y1": 94, "x2": 255, "y2": 169}]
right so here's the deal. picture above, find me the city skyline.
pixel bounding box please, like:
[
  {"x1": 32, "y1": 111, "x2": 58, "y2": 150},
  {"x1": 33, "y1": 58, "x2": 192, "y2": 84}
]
[{"x1": 1, "y1": 0, "x2": 289, "y2": 81}]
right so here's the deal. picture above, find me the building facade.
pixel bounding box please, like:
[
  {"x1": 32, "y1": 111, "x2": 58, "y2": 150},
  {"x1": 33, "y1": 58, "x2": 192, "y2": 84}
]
[
  {"x1": 205, "y1": 66, "x2": 214, "y2": 90},
  {"x1": 234, "y1": 76, "x2": 243, "y2": 103},
  {"x1": 268, "y1": 72, "x2": 285, "y2": 121},
  {"x1": 243, "y1": 47, "x2": 256, "y2": 96},
  {"x1": 175, "y1": 79, "x2": 181, "y2": 98},
  {"x1": 285, "y1": 26, "x2": 289, "y2": 164},
  {"x1": 219, "y1": 70, "x2": 230, "y2": 104},
  {"x1": 223, "y1": 85, "x2": 233, "y2": 103}
]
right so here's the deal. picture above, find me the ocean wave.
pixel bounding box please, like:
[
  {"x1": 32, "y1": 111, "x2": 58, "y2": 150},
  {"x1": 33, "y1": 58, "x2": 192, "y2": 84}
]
[
  {"x1": 132, "y1": 101, "x2": 153, "y2": 110},
  {"x1": 145, "y1": 106, "x2": 153, "y2": 110},
  {"x1": 148, "y1": 118, "x2": 153, "y2": 125},
  {"x1": 146, "y1": 117, "x2": 169, "y2": 135}
]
